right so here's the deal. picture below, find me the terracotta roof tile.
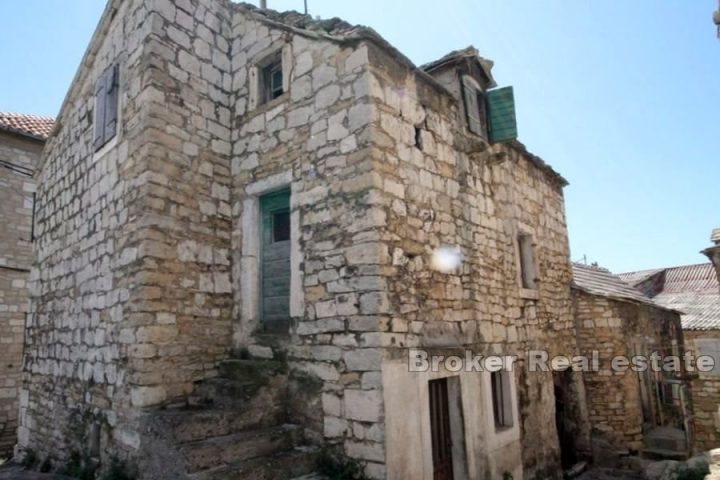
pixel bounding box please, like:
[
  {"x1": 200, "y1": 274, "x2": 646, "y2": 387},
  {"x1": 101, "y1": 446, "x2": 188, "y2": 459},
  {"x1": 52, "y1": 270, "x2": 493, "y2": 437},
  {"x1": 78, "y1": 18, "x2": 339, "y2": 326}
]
[
  {"x1": 0, "y1": 112, "x2": 55, "y2": 140},
  {"x1": 619, "y1": 263, "x2": 720, "y2": 331}
]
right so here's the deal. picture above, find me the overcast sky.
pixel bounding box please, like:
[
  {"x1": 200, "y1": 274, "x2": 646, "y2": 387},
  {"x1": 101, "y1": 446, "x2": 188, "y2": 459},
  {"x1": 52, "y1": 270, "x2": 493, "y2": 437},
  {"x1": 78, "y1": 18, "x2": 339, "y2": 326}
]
[{"x1": 1, "y1": 0, "x2": 717, "y2": 273}]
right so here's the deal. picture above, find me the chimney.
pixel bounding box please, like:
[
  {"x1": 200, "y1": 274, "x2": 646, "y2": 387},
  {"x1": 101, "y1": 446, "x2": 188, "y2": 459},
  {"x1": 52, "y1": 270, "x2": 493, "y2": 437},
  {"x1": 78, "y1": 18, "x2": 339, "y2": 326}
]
[
  {"x1": 712, "y1": 228, "x2": 720, "y2": 246},
  {"x1": 703, "y1": 228, "x2": 720, "y2": 292},
  {"x1": 260, "y1": 0, "x2": 267, "y2": 8}
]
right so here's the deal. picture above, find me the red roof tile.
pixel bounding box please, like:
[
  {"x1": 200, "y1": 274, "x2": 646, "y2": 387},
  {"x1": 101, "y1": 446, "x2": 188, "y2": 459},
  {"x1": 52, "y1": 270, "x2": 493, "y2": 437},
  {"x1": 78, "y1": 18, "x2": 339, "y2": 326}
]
[{"x1": 0, "y1": 112, "x2": 55, "y2": 140}]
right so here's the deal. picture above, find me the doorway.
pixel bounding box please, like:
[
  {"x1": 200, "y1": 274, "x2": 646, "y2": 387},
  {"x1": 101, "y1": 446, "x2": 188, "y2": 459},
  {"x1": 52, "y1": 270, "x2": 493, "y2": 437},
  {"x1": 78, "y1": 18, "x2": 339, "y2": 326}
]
[
  {"x1": 554, "y1": 369, "x2": 580, "y2": 470},
  {"x1": 429, "y1": 378, "x2": 455, "y2": 480},
  {"x1": 259, "y1": 189, "x2": 291, "y2": 333}
]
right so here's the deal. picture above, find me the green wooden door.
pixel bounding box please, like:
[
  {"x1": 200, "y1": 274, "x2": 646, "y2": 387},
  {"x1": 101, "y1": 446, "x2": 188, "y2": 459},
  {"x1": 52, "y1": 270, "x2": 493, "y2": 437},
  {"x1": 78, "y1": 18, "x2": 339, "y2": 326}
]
[{"x1": 260, "y1": 190, "x2": 291, "y2": 333}]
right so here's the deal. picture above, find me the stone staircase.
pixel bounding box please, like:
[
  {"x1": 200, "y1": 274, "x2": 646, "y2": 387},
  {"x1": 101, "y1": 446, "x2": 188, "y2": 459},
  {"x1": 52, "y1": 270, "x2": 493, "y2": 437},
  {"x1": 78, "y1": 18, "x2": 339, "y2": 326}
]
[{"x1": 139, "y1": 358, "x2": 321, "y2": 480}]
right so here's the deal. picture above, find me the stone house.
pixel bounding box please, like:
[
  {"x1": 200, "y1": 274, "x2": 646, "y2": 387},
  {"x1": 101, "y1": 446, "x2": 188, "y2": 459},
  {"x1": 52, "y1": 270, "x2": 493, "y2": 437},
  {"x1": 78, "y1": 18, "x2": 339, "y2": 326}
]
[
  {"x1": 19, "y1": 1, "x2": 589, "y2": 479},
  {"x1": 620, "y1": 258, "x2": 720, "y2": 453},
  {"x1": 572, "y1": 263, "x2": 690, "y2": 457},
  {"x1": 0, "y1": 113, "x2": 53, "y2": 457}
]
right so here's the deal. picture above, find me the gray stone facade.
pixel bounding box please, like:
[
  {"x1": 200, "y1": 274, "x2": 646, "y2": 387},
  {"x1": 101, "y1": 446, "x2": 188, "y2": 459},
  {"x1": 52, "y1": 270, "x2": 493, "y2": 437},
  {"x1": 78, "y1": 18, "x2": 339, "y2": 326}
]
[
  {"x1": 20, "y1": 1, "x2": 597, "y2": 479},
  {"x1": 0, "y1": 129, "x2": 44, "y2": 457}
]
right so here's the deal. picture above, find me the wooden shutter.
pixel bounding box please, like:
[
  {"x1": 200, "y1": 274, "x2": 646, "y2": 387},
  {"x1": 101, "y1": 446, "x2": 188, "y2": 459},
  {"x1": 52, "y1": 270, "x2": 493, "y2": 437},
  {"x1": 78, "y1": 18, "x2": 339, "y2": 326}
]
[
  {"x1": 93, "y1": 72, "x2": 107, "y2": 151},
  {"x1": 487, "y1": 86, "x2": 518, "y2": 144},
  {"x1": 104, "y1": 64, "x2": 119, "y2": 144},
  {"x1": 462, "y1": 75, "x2": 483, "y2": 136}
]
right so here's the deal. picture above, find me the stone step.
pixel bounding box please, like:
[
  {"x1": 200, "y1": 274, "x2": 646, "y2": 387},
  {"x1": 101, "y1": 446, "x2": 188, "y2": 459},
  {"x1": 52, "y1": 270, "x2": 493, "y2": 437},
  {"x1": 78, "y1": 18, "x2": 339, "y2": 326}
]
[
  {"x1": 189, "y1": 445, "x2": 321, "y2": 480},
  {"x1": 641, "y1": 447, "x2": 690, "y2": 461},
  {"x1": 180, "y1": 424, "x2": 304, "y2": 473},
  {"x1": 151, "y1": 406, "x2": 286, "y2": 444},
  {"x1": 217, "y1": 359, "x2": 287, "y2": 383},
  {"x1": 188, "y1": 376, "x2": 287, "y2": 410}
]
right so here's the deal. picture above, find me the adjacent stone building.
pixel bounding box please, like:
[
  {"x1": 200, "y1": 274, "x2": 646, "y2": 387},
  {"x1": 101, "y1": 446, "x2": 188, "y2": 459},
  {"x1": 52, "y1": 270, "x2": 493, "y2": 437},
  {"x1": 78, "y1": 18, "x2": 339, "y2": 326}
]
[
  {"x1": 19, "y1": 1, "x2": 597, "y2": 479},
  {"x1": 572, "y1": 263, "x2": 689, "y2": 456},
  {"x1": 620, "y1": 261, "x2": 720, "y2": 453},
  {"x1": 0, "y1": 113, "x2": 53, "y2": 457}
]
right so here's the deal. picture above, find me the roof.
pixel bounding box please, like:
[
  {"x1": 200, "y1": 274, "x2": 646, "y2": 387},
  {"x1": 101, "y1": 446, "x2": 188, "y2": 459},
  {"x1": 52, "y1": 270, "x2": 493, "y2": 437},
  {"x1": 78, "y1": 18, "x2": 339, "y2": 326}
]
[
  {"x1": 419, "y1": 46, "x2": 497, "y2": 88},
  {"x1": 572, "y1": 263, "x2": 672, "y2": 310},
  {"x1": 0, "y1": 112, "x2": 55, "y2": 141},
  {"x1": 619, "y1": 263, "x2": 720, "y2": 331}
]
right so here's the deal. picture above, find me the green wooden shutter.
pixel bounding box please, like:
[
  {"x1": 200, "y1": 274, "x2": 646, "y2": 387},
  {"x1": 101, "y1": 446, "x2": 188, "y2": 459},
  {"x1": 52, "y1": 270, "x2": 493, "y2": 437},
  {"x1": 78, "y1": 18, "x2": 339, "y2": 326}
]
[
  {"x1": 462, "y1": 76, "x2": 483, "y2": 136},
  {"x1": 93, "y1": 72, "x2": 106, "y2": 151},
  {"x1": 487, "y1": 86, "x2": 518, "y2": 144}
]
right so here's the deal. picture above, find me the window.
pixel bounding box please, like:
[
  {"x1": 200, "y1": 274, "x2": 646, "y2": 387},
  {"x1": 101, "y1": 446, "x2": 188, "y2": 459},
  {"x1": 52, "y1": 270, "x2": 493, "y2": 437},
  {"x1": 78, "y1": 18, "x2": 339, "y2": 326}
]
[
  {"x1": 261, "y1": 53, "x2": 284, "y2": 104},
  {"x1": 272, "y1": 210, "x2": 290, "y2": 242},
  {"x1": 491, "y1": 371, "x2": 514, "y2": 429},
  {"x1": 462, "y1": 75, "x2": 487, "y2": 139},
  {"x1": 517, "y1": 233, "x2": 537, "y2": 290},
  {"x1": 94, "y1": 63, "x2": 120, "y2": 151}
]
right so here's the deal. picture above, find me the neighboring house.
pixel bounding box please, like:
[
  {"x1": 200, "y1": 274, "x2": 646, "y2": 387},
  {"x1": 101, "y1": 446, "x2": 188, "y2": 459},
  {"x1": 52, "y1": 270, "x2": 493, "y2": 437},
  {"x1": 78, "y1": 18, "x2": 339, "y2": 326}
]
[
  {"x1": 572, "y1": 263, "x2": 690, "y2": 457},
  {"x1": 620, "y1": 260, "x2": 720, "y2": 452},
  {"x1": 20, "y1": 1, "x2": 591, "y2": 480},
  {"x1": 0, "y1": 113, "x2": 53, "y2": 457}
]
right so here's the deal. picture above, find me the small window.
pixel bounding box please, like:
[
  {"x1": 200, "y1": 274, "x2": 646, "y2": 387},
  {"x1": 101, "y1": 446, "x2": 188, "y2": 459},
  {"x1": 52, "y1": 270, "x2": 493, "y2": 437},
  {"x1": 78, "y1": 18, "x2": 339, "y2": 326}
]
[
  {"x1": 94, "y1": 63, "x2": 120, "y2": 151},
  {"x1": 261, "y1": 54, "x2": 284, "y2": 104},
  {"x1": 518, "y1": 233, "x2": 537, "y2": 290},
  {"x1": 272, "y1": 210, "x2": 290, "y2": 242},
  {"x1": 491, "y1": 371, "x2": 514, "y2": 429}
]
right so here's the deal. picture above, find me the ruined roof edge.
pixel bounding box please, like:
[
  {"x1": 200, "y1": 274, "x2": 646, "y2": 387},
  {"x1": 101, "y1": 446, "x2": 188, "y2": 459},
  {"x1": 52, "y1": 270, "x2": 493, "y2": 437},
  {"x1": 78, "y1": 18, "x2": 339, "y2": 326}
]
[
  {"x1": 233, "y1": 3, "x2": 456, "y2": 100},
  {"x1": 237, "y1": 5, "x2": 569, "y2": 188}
]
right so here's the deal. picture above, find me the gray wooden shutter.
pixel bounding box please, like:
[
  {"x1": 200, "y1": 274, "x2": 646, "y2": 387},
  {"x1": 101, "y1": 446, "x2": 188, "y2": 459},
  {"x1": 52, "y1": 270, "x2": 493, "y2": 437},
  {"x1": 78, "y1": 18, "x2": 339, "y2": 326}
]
[
  {"x1": 462, "y1": 75, "x2": 483, "y2": 136},
  {"x1": 104, "y1": 64, "x2": 119, "y2": 144},
  {"x1": 93, "y1": 72, "x2": 106, "y2": 151},
  {"x1": 487, "y1": 86, "x2": 518, "y2": 144}
]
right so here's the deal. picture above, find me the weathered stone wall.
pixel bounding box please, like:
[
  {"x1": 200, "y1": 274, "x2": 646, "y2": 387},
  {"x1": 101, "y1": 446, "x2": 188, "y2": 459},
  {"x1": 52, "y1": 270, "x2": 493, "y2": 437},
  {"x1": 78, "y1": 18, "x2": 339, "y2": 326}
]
[
  {"x1": 573, "y1": 289, "x2": 685, "y2": 451},
  {"x1": 361, "y1": 42, "x2": 582, "y2": 479},
  {"x1": 227, "y1": 6, "x2": 385, "y2": 474},
  {"x1": 0, "y1": 130, "x2": 42, "y2": 456},
  {"x1": 18, "y1": 0, "x2": 235, "y2": 467},
  {"x1": 684, "y1": 329, "x2": 720, "y2": 452},
  {"x1": 20, "y1": 0, "x2": 150, "y2": 464}
]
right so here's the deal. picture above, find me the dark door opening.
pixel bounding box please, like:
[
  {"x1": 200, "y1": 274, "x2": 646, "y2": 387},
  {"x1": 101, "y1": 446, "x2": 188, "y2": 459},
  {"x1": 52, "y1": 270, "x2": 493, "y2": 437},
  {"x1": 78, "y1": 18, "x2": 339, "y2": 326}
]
[
  {"x1": 554, "y1": 369, "x2": 579, "y2": 470},
  {"x1": 429, "y1": 378, "x2": 454, "y2": 480}
]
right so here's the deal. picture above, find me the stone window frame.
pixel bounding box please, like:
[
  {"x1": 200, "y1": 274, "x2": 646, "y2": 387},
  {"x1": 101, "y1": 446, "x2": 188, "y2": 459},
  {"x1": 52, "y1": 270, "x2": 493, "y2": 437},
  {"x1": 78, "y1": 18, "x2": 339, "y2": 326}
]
[
  {"x1": 93, "y1": 60, "x2": 123, "y2": 161},
  {"x1": 513, "y1": 222, "x2": 539, "y2": 300},
  {"x1": 236, "y1": 170, "x2": 303, "y2": 343},
  {"x1": 248, "y1": 43, "x2": 293, "y2": 112},
  {"x1": 481, "y1": 367, "x2": 520, "y2": 447}
]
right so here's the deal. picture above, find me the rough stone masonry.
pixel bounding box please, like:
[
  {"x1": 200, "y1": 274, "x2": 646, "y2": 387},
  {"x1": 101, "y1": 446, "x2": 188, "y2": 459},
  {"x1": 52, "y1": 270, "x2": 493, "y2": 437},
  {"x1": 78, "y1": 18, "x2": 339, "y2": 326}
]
[
  {"x1": 0, "y1": 114, "x2": 52, "y2": 458},
  {"x1": 20, "y1": 1, "x2": 595, "y2": 479}
]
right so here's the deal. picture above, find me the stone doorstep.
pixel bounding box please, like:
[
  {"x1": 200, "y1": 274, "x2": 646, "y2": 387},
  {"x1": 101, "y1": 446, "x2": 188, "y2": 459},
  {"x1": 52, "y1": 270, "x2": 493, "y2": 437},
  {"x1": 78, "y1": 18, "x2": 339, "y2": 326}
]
[{"x1": 180, "y1": 424, "x2": 304, "y2": 473}]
